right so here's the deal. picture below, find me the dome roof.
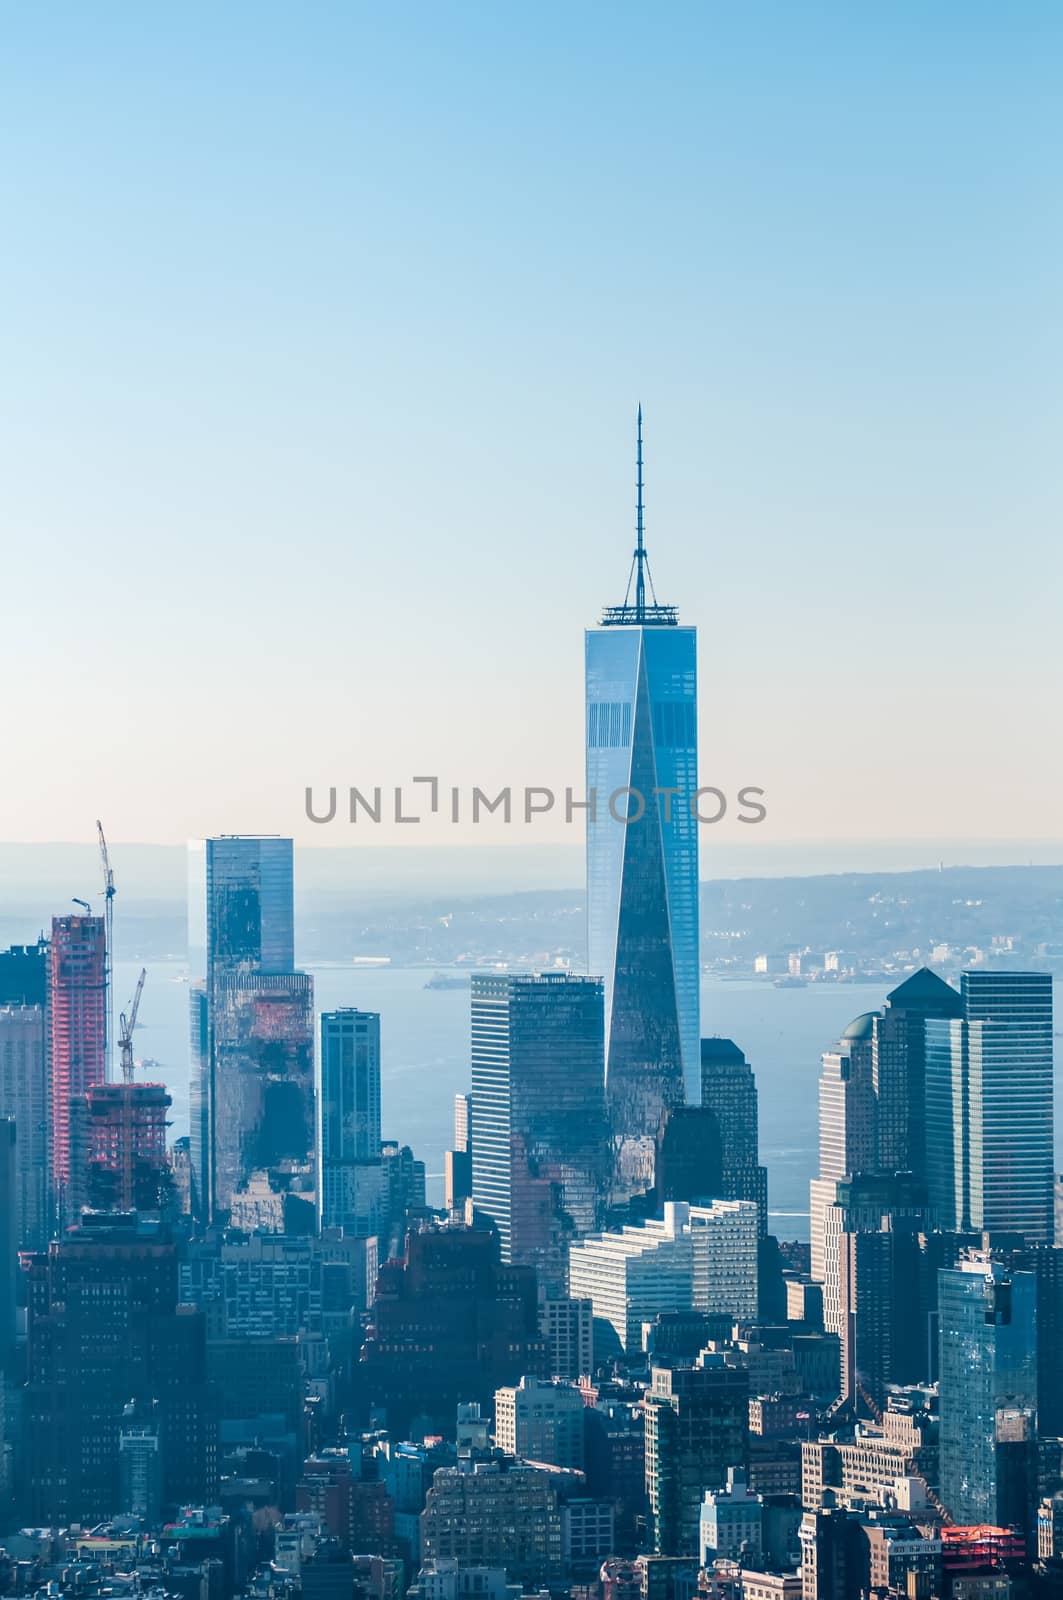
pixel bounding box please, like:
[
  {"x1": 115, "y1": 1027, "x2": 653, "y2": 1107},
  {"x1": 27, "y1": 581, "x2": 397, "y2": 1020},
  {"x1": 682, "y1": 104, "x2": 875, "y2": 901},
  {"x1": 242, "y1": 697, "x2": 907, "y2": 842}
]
[{"x1": 841, "y1": 1010, "x2": 880, "y2": 1041}]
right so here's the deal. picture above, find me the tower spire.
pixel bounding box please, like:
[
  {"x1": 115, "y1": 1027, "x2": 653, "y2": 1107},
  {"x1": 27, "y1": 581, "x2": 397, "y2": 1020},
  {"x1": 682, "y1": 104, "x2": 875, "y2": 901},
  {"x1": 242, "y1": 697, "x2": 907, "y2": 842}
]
[
  {"x1": 635, "y1": 403, "x2": 645, "y2": 619},
  {"x1": 600, "y1": 404, "x2": 678, "y2": 627}
]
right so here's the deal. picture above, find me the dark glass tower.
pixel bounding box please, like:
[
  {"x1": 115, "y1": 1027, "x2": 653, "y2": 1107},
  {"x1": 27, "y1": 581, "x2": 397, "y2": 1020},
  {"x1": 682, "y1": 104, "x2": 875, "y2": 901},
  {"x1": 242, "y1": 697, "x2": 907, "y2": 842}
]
[
  {"x1": 699, "y1": 1037, "x2": 769, "y2": 1236},
  {"x1": 586, "y1": 412, "x2": 699, "y2": 1192},
  {"x1": 470, "y1": 972, "x2": 609, "y2": 1285}
]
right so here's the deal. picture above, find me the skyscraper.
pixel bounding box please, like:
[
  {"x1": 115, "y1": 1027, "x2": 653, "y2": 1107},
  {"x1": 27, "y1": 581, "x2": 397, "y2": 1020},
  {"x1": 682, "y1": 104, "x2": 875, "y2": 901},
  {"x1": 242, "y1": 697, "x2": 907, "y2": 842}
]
[
  {"x1": 318, "y1": 1008, "x2": 386, "y2": 1235},
  {"x1": 644, "y1": 1358, "x2": 749, "y2": 1556},
  {"x1": 0, "y1": 1001, "x2": 49, "y2": 1250},
  {"x1": 191, "y1": 837, "x2": 315, "y2": 1228},
  {"x1": 586, "y1": 411, "x2": 699, "y2": 1188},
  {"x1": 873, "y1": 968, "x2": 962, "y2": 1181},
  {"x1": 0, "y1": 1120, "x2": 16, "y2": 1373},
  {"x1": 25, "y1": 1213, "x2": 217, "y2": 1523},
  {"x1": 809, "y1": 1013, "x2": 879, "y2": 1284},
  {"x1": 470, "y1": 972, "x2": 608, "y2": 1280},
  {"x1": 938, "y1": 1256, "x2": 1038, "y2": 1528},
  {"x1": 699, "y1": 1038, "x2": 769, "y2": 1236},
  {"x1": 926, "y1": 971, "x2": 1054, "y2": 1242},
  {"x1": 48, "y1": 914, "x2": 106, "y2": 1212}
]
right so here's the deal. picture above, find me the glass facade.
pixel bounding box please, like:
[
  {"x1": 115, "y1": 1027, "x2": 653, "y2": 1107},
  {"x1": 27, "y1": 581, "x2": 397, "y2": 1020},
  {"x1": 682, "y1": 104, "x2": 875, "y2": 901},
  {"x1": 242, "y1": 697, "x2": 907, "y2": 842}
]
[
  {"x1": 586, "y1": 623, "x2": 699, "y2": 1171},
  {"x1": 205, "y1": 836, "x2": 294, "y2": 978},
  {"x1": 470, "y1": 972, "x2": 609, "y2": 1283},
  {"x1": 317, "y1": 1008, "x2": 385, "y2": 1234},
  {"x1": 938, "y1": 1260, "x2": 1037, "y2": 1525},
  {"x1": 926, "y1": 971, "x2": 1054, "y2": 1241},
  {"x1": 190, "y1": 836, "x2": 313, "y2": 1227}
]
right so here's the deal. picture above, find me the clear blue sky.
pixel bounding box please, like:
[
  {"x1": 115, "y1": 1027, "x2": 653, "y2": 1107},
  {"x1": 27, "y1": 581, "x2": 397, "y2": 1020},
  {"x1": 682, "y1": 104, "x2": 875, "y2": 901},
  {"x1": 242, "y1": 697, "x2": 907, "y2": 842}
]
[{"x1": 2, "y1": 2, "x2": 1060, "y2": 847}]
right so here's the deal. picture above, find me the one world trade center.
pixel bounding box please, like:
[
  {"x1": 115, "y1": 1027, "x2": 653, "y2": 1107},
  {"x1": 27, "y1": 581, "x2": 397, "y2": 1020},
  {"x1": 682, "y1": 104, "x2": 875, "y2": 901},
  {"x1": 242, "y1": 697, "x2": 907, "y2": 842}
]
[{"x1": 585, "y1": 409, "x2": 700, "y2": 1192}]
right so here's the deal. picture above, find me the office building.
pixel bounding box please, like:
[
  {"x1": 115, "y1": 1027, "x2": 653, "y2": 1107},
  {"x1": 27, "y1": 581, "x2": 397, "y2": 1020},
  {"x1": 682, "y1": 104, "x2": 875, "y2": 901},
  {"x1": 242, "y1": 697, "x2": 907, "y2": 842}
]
[
  {"x1": 699, "y1": 1466, "x2": 763, "y2": 1565},
  {"x1": 191, "y1": 836, "x2": 315, "y2": 1228},
  {"x1": 357, "y1": 1221, "x2": 547, "y2": 1436},
  {"x1": 318, "y1": 1008, "x2": 385, "y2": 1234},
  {"x1": 24, "y1": 1213, "x2": 217, "y2": 1524},
  {"x1": 938, "y1": 1256, "x2": 1038, "y2": 1528},
  {"x1": 569, "y1": 1201, "x2": 758, "y2": 1357},
  {"x1": 809, "y1": 1013, "x2": 879, "y2": 1284},
  {"x1": 586, "y1": 412, "x2": 699, "y2": 1188},
  {"x1": 644, "y1": 1358, "x2": 750, "y2": 1556},
  {"x1": 0, "y1": 1121, "x2": 15, "y2": 1373},
  {"x1": 927, "y1": 971, "x2": 1054, "y2": 1242},
  {"x1": 0, "y1": 1001, "x2": 48, "y2": 1249},
  {"x1": 654, "y1": 1106, "x2": 722, "y2": 1206},
  {"x1": 470, "y1": 972, "x2": 608, "y2": 1277},
  {"x1": 700, "y1": 1038, "x2": 769, "y2": 1235},
  {"x1": 539, "y1": 1294, "x2": 594, "y2": 1380},
  {"x1": 494, "y1": 1375, "x2": 586, "y2": 1470},
  {"x1": 454, "y1": 1093, "x2": 471, "y2": 1153},
  {"x1": 873, "y1": 968, "x2": 963, "y2": 1181},
  {"x1": 48, "y1": 914, "x2": 106, "y2": 1209}
]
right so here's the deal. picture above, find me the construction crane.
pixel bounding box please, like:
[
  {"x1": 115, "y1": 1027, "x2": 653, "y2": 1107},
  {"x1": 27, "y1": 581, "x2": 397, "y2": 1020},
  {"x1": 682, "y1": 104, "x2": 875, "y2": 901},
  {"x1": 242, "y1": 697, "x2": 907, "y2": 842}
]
[
  {"x1": 119, "y1": 968, "x2": 147, "y2": 1084},
  {"x1": 97, "y1": 821, "x2": 116, "y2": 1078}
]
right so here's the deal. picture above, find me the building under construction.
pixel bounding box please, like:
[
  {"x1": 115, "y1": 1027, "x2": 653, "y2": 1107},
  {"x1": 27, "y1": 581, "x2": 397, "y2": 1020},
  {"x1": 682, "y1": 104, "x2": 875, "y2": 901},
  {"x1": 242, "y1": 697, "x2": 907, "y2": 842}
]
[{"x1": 71, "y1": 1081, "x2": 173, "y2": 1214}]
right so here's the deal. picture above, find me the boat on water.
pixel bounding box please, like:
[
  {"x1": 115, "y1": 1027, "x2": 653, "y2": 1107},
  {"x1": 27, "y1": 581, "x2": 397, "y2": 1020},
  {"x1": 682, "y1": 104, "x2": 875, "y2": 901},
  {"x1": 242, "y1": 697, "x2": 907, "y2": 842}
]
[
  {"x1": 424, "y1": 972, "x2": 472, "y2": 991},
  {"x1": 773, "y1": 975, "x2": 808, "y2": 989}
]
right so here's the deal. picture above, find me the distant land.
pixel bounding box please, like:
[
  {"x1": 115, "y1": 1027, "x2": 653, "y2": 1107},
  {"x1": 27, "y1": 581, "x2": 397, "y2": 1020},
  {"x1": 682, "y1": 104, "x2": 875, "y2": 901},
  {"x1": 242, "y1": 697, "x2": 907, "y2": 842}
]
[{"x1": 2, "y1": 845, "x2": 1062, "y2": 977}]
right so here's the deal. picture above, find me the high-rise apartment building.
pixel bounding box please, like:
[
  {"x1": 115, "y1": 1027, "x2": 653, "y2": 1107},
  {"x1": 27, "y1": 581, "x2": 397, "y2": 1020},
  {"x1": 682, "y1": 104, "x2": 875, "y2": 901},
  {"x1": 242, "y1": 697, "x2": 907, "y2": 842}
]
[
  {"x1": 470, "y1": 972, "x2": 608, "y2": 1279},
  {"x1": 927, "y1": 972, "x2": 1054, "y2": 1242},
  {"x1": 700, "y1": 1038, "x2": 769, "y2": 1236},
  {"x1": 938, "y1": 1256, "x2": 1038, "y2": 1529},
  {"x1": 318, "y1": 1008, "x2": 386, "y2": 1235},
  {"x1": 48, "y1": 914, "x2": 106, "y2": 1210},
  {"x1": 71, "y1": 1080, "x2": 173, "y2": 1213},
  {"x1": 191, "y1": 837, "x2": 315, "y2": 1228},
  {"x1": 586, "y1": 413, "x2": 699, "y2": 1189}
]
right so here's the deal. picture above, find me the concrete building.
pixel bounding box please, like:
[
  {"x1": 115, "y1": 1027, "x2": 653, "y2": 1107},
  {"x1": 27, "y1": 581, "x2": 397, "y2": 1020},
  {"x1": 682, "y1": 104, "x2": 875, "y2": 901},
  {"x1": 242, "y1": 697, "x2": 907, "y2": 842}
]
[
  {"x1": 699, "y1": 1467, "x2": 764, "y2": 1565},
  {"x1": 494, "y1": 1376, "x2": 586, "y2": 1471}
]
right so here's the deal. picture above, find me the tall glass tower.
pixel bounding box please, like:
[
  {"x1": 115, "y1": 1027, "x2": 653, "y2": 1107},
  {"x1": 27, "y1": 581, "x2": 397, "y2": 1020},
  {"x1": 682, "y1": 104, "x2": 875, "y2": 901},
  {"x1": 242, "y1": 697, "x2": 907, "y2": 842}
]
[
  {"x1": 926, "y1": 970, "x2": 1054, "y2": 1242},
  {"x1": 586, "y1": 410, "x2": 699, "y2": 1185}
]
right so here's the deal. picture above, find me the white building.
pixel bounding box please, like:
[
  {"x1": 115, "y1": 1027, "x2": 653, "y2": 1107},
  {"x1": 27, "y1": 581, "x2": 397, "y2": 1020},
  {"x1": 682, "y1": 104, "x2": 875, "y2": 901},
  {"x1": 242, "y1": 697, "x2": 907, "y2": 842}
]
[
  {"x1": 699, "y1": 1467, "x2": 764, "y2": 1565},
  {"x1": 568, "y1": 1201, "x2": 759, "y2": 1356},
  {"x1": 494, "y1": 1376, "x2": 585, "y2": 1471}
]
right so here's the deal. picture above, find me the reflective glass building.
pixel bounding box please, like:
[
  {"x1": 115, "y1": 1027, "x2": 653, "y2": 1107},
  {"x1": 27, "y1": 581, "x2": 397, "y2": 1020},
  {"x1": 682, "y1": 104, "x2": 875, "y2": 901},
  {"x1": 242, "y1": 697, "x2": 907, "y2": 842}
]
[
  {"x1": 470, "y1": 972, "x2": 609, "y2": 1284},
  {"x1": 317, "y1": 1007, "x2": 386, "y2": 1235},
  {"x1": 926, "y1": 970, "x2": 1054, "y2": 1242},
  {"x1": 190, "y1": 836, "x2": 314, "y2": 1227},
  {"x1": 586, "y1": 414, "x2": 699, "y2": 1181},
  {"x1": 938, "y1": 1257, "x2": 1038, "y2": 1526}
]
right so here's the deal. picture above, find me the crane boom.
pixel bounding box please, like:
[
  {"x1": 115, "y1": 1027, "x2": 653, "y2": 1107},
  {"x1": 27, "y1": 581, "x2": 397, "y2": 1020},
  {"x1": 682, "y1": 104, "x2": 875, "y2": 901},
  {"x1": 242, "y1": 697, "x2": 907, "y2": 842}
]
[
  {"x1": 97, "y1": 820, "x2": 116, "y2": 1078},
  {"x1": 119, "y1": 967, "x2": 147, "y2": 1084}
]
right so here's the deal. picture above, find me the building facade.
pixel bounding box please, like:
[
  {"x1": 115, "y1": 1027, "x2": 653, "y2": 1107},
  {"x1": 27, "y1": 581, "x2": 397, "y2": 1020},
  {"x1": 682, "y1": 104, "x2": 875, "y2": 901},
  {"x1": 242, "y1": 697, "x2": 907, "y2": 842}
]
[
  {"x1": 318, "y1": 1008, "x2": 385, "y2": 1234},
  {"x1": 926, "y1": 971, "x2": 1054, "y2": 1242},
  {"x1": 470, "y1": 972, "x2": 608, "y2": 1278},
  {"x1": 699, "y1": 1038, "x2": 769, "y2": 1236}
]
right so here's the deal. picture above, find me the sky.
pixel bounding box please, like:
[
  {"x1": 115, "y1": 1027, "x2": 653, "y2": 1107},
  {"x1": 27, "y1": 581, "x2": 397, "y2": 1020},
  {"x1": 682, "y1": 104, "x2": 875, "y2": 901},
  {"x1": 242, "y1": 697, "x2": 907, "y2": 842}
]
[{"x1": 2, "y1": 1, "x2": 1061, "y2": 852}]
